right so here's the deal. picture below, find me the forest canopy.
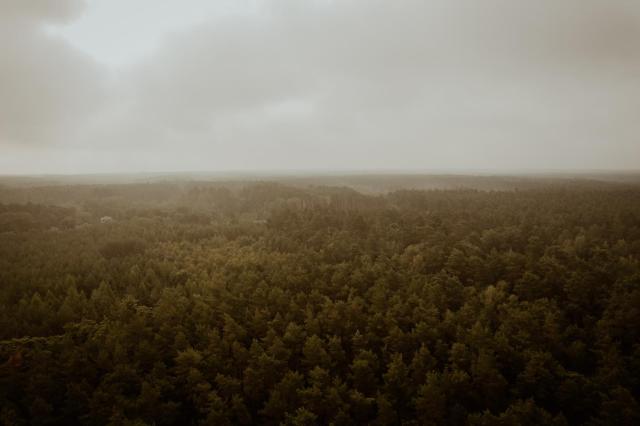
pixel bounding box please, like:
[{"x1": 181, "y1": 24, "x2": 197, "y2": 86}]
[{"x1": 0, "y1": 179, "x2": 639, "y2": 425}]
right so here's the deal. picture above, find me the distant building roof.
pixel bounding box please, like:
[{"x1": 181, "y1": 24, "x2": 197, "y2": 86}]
[{"x1": 100, "y1": 216, "x2": 114, "y2": 224}]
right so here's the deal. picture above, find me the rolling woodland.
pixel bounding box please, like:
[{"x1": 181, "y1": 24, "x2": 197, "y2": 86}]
[{"x1": 0, "y1": 179, "x2": 639, "y2": 425}]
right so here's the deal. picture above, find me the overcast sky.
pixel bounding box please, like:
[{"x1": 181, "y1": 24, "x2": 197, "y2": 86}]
[{"x1": 1, "y1": 0, "x2": 639, "y2": 174}]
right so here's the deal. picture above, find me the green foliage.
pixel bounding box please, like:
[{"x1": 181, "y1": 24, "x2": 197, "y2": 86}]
[
  {"x1": 0, "y1": 182, "x2": 639, "y2": 424},
  {"x1": 99, "y1": 239, "x2": 146, "y2": 260}
]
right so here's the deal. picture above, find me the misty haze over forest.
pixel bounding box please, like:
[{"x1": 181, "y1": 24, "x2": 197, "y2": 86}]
[{"x1": 2, "y1": 1, "x2": 640, "y2": 425}]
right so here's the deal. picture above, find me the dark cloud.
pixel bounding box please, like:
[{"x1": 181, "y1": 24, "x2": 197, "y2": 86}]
[{"x1": 0, "y1": 0, "x2": 106, "y2": 147}]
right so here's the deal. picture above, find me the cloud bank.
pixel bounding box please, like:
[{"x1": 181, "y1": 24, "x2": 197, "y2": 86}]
[{"x1": 2, "y1": 0, "x2": 639, "y2": 173}]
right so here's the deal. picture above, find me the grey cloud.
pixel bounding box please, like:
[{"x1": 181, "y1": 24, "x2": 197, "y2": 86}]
[
  {"x1": 0, "y1": 0, "x2": 86, "y2": 24},
  {"x1": 0, "y1": 0, "x2": 106, "y2": 147},
  {"x1": 2, "y1": 0, "x2": 640, "y2": 172}
]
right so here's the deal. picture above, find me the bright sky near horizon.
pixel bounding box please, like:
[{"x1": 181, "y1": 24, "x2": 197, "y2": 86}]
[{"x1": 1, "y1": 0, "x2": 639, "y2": 174}]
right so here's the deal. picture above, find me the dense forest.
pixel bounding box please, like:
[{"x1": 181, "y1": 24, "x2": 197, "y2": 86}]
[{"x1": 0, "y1": 179, "x2": 639, "y2": 425}]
